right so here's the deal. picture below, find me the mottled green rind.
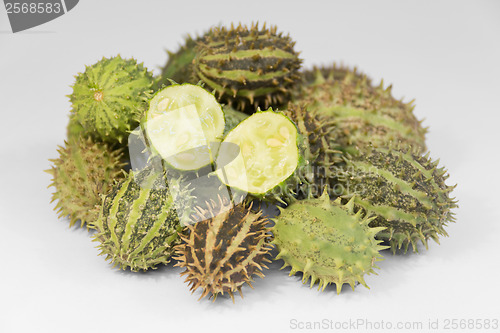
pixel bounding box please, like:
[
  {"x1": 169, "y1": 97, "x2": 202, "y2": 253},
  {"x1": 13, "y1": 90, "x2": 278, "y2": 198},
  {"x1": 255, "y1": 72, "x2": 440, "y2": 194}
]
[
  {"x1": 174, "y1": 201, "x2": 272, "y2": 301},
  {"x1": 194, "y1": 23, "x2": 302, "y2": 114},
  {"x1": 46, "y1": 137, "x2": 125, "y2": 228},
  {"x1": 272, "y1": 194, "x2": 387, "y2": 293},
  {"x1": 70, "y1": 55, "x2": 154, "y2": 144},
  {"x1": 92, "y1": 169, "x2": 188, "y2": 271},
  {"x1": 335, "y1": 146, "x2": 458, "y2": 253},
  {"x1": 293, "y1": 65, "x2": 427, "y2": 153}
]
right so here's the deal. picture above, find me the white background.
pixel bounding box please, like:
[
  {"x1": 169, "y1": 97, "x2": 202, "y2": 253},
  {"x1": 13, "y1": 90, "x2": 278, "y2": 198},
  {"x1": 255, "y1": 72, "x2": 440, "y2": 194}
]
[{"x1": 1, "y1": 1, "x2": 499, "y2": 332}]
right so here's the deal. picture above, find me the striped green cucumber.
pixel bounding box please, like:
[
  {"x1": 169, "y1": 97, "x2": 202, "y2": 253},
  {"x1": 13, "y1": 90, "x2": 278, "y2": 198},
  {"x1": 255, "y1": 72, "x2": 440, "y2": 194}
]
[
  {"x1": 335, "y1": 145, "x2": 458, "y2": 253},
  {"x1": 92, "y1": 168, "x2": 191, "y2": 271},
  {"x1": 194, "y1": 23, "x2": 302, "y2": 113}
]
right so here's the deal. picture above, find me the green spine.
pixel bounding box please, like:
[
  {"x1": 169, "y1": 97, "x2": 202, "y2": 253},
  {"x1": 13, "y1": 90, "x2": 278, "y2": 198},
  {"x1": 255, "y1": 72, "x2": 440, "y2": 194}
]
[
  {"x1": 46, "y1": 137, "x2": 125, "y2": 228},
  {"x1": 335, "y1": 145, "x2": 458, "y2": 253},
  {"x1": 92, "y1": 169, "x2": 190, "y2": 271},
  {"x1": 175, "y1": 199, "x2": 272, "y2": 301},
  {"x1": 294, "y1": 65, "x2": 427, "y2": 153},
  {"x1": 272, "y1": 193, "x2": 387, "y2": 293},
  {"x1": 70, "y1": 55, "x2": 154, "y2": 144},
  {"x1": 194, "y1": 22, "x2": 302, "y2": 113}
]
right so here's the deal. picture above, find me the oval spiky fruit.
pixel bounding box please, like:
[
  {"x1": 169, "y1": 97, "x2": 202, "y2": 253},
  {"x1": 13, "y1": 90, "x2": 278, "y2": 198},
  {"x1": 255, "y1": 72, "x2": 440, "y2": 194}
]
[
  {"x1": 294, "y1": 65, "x2": 426, "y2": 153},
  {"x1": 215, "y1": 108, "x2": 304, "y2": 203},
  {"x1": 143, "y1": 83, "x2": 225, "y2": 171},
  {"x1": 194, "y1": 22, "x2": 302, "y2": 113},
  {"x1": 335, "y1": 145, "x2": 458, "y2": 253},
  {"x1": 92, "y1": 169, "x2": 190, "y2": 271},
  {"x1": 272, "y1": 193, "x2": 387, "y2": 293},
  {"x1": 174, "y1": 199, "x2": 272, "y2": 301},
  {"x1": 46, "y1": 137, "x2": 125, "y2": 228},
  {"x1": 70, "y1": 55, "x2": 154, "y2": 144}
]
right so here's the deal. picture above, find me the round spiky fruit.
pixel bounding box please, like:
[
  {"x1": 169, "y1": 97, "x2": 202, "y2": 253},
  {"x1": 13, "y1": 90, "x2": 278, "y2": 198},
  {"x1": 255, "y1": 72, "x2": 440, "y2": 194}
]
[
  {"x1": 92, "y1": 168, "x2": 192, "y2": 271},
  {"x1": 294, "y1": 65, "x2": 427, "y2": 153},
  {"x1": 46, "y1": 137, "x2": 125, "y2": 228},
  {"x1": 174, "y1": 199, "x2": 273, "y2": 301},
  {"x1": 158, "y1": 34, "x2": 200, "y2": 86},
  {"x1": 334, "y1": 145, "x2": 458, "y2": 253},
  {"x1": 143, "y1": 83, "x2": 225, "y2": 171},
  {"x1": 194, "y1": 22, "x2": 302, "y2": 114},
  {"x1": 272, "y1": 193, "x2": 387, "y2": 293},
  {"x1": 70, "y1": 55, "x2": 154, "y2": 144},
  {"x1": 215, "y1": 108, "x2": 305, "y2": 204}
]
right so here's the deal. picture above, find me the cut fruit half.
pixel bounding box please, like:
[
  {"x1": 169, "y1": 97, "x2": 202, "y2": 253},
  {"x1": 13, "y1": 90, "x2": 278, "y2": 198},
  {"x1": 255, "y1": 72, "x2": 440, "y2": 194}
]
[
  {"x1": 216, "y1": 109, "x2": 300, "y2": 196},
  {"x1": 144, "y1": 84, "x2": 225, "y2": 171}
]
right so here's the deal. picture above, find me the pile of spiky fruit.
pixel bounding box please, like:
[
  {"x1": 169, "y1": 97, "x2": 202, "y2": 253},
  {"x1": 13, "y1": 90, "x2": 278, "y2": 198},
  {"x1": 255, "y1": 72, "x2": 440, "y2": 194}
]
[{"x1": 47, "y1": 22, "x2": 457, "y2": 302}]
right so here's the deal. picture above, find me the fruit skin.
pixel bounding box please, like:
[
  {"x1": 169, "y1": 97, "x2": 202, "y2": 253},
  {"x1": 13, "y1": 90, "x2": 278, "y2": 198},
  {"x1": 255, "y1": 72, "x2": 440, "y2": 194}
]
[
  {"x1": 174, "y1": 198, "x2": 272, "y2": 301},
  {"x1": 46, "y1": 137, "x2": 125, "y2": 228},
  {"x1": 69, "y1": 55, "x2": 154, "y2": 144},
  {"x1": 66, "y1": 114, "x2": 85, "y2": 143},
  {"x1": 91, "y1": 168, "x2": 191, "y2": 271},
  {"x1": 223, "y1": 105, "x2": 248, "y2": 135},
  {"x1": 158, "y1": 34, "x2": 200, "y2": 86},
  {"x1": 293, "y1": 65, "x2": 427, "y2": 154},
  {"x1": 334, "y1": 145, "x2": 458, "y2": 253},
  {"x1": 194, "y1": 22, "x2": 302, "y2": 114},
  {"x1": 272, "y1": 193, "x2": 387, "y2": 293}
]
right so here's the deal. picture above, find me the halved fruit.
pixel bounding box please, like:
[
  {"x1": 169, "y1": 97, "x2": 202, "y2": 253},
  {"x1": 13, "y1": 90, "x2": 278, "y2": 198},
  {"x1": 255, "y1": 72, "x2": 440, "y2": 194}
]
[
  {"x1": 216, "y1": 109, "x2": 300, "y2": 197},
  {"x1": 144, "y1": 84, "x2": 225, "y2": 171}
]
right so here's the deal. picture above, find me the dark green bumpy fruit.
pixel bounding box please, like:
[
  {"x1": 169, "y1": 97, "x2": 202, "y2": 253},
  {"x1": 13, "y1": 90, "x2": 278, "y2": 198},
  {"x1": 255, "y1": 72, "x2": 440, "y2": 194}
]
[
  {"x1": 47, "y1": 137, "x2": 125, "y2": 228},
  {"x1": 294, "y1": 65, "x2": 427, "y2": 153},
  {"x1": 175, "y1": 199, "x2": 272, "y2": 301},
  {"x1": 70, "y1": 55, "x2": 154, "y2": 144},
  {"x1": 335, "y1": 145, "x2": 458, "y2": 253},
  {"x1": 194, "y1": 23, "x2": 302, "y2": 113},
  {"x1": 272, "y1": 193, "x2": 387, "y2": 293},
  {"x1": 92, "y1": 169, "x2": 191, "y2": 271}
]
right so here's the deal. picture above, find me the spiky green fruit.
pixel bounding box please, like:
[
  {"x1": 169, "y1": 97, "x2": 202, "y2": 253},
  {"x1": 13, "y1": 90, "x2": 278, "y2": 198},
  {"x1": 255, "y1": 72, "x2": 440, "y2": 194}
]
[
  {"x1": 272, "y1": 193, "x2": 387, "y2": 293},
  {"x1": 335, "y1": 145, "x2": 458, "y2": 253},
  {"x1": 159, "y1": 35, "x2": 200, "y2": 86},
  {"x1": 294, "y1": 65, "x2": 426, "y2": 153},
  {"x1": 46, "y1": 137, "x2": 125, "y2": 228},
  {"x1": 174, "y1": 199, "x2": 272, "y2": 301},
  {"x1": 92, "y1": 168, "x2": 192, "y2": 271},
  {"x1": 143, "y1": 83, "x2": 225, "y2": 171},
  {"x1": 215, "y1": 108, "x2": 305, "y2": 203},
  {"x1": 194, "y1": 22, "x2": 302, "y2": 113},
  {"x1": 70, "y1": 55, "x2": 154, "y2": 144}
]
